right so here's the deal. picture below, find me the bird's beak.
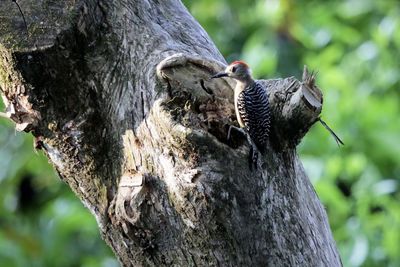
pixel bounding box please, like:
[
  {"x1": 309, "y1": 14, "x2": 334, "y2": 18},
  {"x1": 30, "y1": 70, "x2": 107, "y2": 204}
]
[{"x1": 211, "y1": 72, "x2": 228, "y2": 79}]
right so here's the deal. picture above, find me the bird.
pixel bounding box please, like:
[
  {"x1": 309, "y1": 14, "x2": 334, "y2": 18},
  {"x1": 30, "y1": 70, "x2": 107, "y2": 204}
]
[{"x1": 212, "y1": 61, "x2": 270, "y2": 168}]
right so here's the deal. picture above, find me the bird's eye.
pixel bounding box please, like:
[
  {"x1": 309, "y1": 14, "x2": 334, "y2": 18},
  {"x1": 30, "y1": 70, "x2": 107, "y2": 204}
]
[{"x1": 232, "y1": 66, "x2": 237, "y2": 73}]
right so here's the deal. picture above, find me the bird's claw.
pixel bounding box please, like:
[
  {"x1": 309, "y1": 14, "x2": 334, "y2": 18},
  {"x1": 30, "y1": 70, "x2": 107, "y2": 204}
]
[
  {"x1": 227, "y1": 124, "x2": 259, "y2": 171},
  {"x1": 227, "y1": 125, "x2": 246, "y2": 141},
  {"x1": 248, "y1": 144, "x2": 258, "y2": 171},
  {"x1": 227, "y1": 125, "x2": 233, "y2": 141}
]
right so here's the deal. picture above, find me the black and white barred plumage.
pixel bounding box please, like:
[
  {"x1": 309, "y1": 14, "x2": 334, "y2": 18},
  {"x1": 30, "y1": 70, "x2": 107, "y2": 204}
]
[
  {"x1": 237, "y1": 81, "x2": 270, "y2": 151},
  {"x1": 211, "y1": 61, "x2": 271, "y2": 154}
]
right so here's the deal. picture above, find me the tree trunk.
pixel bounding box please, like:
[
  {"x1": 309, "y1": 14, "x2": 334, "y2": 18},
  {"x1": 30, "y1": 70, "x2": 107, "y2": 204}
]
[{"x1": 0, "y1": 1, "x2": 342, "y2": 266}]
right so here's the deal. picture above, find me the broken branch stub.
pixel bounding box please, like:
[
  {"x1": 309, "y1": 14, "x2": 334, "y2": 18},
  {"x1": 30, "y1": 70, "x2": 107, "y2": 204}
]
[{"x1": 261, "y1": 66, "x2": 323, "y2": 150}]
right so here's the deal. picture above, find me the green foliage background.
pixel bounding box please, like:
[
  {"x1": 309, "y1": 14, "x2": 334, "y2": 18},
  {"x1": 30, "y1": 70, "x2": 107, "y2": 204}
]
[{"x1": 1, "y1": 0, "x2": 399, "y2": 266}]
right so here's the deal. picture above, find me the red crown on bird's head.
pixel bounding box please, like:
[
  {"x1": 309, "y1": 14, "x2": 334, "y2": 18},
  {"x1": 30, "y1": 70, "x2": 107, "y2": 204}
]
[{"x1": 230, "y1": 60, "x2": 249, "y2": 68}]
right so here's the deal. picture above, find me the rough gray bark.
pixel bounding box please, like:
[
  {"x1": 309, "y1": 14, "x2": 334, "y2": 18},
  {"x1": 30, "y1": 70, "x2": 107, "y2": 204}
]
[{"x1": 0, "y1": 0, "x2": 342, "y2": 266}]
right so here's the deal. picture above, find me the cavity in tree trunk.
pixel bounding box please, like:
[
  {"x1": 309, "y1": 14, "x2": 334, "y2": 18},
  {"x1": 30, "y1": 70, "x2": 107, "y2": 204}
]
[{"x1": 0, "y1": 0, "x2": 342, "y2": 266}]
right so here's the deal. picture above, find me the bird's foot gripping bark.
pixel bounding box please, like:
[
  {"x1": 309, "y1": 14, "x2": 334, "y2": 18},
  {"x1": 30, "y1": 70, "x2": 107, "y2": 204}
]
[
  {"x1": 227, "y1": 124, "x2": 245, "y2": 141},
  {"x1": 227, "y1": 125, "x2": 258, "y2": 170},
  {"x1": 248, "y1": 143, "x2": 258, "y2": 171}
]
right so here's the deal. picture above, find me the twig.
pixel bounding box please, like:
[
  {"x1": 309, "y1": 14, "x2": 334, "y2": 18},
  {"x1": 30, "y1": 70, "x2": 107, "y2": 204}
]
[
  {"x1": 11, "y1": 0, "x2": 29, "y2": 36},
  {"x1": 318, "y1": 117, "x2": 344, "y2": 146}
]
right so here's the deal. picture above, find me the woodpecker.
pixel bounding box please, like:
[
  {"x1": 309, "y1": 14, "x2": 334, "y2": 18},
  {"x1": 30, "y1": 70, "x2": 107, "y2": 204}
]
[{"x1": 212, "y1": 61, "x2": 270, "y2": 155}]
